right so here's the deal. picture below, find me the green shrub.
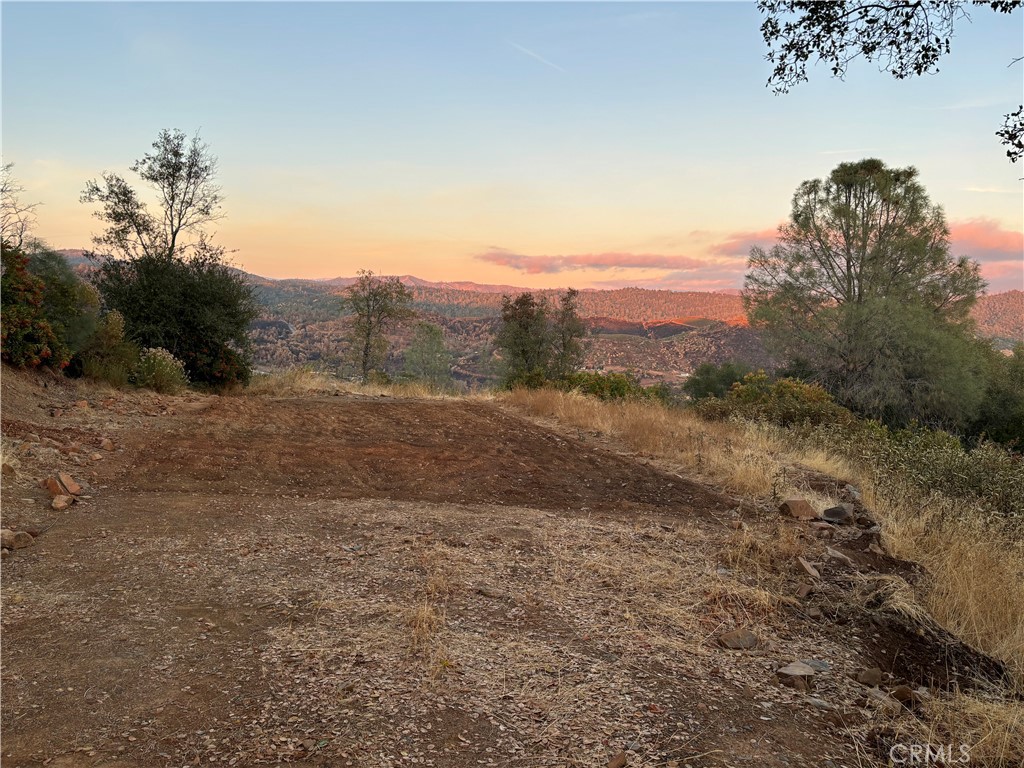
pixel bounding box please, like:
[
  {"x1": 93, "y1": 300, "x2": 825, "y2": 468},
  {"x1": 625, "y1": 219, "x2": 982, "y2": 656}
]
[
  {"x1": 683, "y1": 361, "x2": 751, "y2": 400},
  {"x1": 811, "y1": 419, "x2": 1024, "y2": 523},
  {"x1": 558, "y1": 370, "x2": 676, "y2": 404},
  {"x1": 1, "y1": 240, "x2": 70, "y2": 369},
  {"x1": 132, "y1": 347, "x2": 189, "y2": 394},
  {"x1": 693, "y1": 370, "x2": 856, "y2": 428},
  {"x1": 78, "y1": 310, "x2": 140, "y2": 387}
]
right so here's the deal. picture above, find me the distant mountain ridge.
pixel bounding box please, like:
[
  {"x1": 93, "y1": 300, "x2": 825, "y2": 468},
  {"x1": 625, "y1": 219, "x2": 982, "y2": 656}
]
[{"x1": 55, "y1": 250, "x2": 1021, "y2": 341}]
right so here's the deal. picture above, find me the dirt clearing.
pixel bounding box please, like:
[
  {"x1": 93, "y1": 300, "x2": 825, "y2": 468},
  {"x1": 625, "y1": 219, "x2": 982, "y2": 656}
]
[{"x1": 2, "y1": 373, "x2": 1007, "y2": 767}]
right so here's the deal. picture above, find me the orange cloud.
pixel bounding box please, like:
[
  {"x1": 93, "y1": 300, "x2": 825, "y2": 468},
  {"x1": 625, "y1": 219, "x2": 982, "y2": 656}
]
[
  {"x1": 949, "y1": 218, "x2": 1023, "y2": 263},
  {"x1": 950, "y1": 218, "x2": 1023, "y2": 293},
  {"x1": 475, "y1": 248, "x2": 716, "y2": 274}
]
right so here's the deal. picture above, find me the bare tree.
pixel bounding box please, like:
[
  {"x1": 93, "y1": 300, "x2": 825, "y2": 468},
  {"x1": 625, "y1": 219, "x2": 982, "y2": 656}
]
[
  {"x1": 1, "y1": 163, "x2": 39, "y2": 248},
  {"x1": 81, "y1": 129, "x2": 224, "y2": 260}
]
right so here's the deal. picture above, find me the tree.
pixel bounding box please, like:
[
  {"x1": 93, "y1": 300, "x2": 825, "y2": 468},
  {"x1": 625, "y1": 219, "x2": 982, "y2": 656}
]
[
  {"x1": 494, "y1": 289, "x2": 588, "y2": 388},
  {"x1": 342, "y1": 270, "x2": 414, "y2": 382},
  {"x1": 1, "y1": 239, "x2": 70, "y2": 370},
  {"x1": 550, "y1": 288, "x2": 589, "y2": 380},
  {"x1": 495, "y1": 293, "x2": 554, "y2": 388},
  {"x1": 82, "y1": 129, "x2": 223, "y2": 260},
  {"x1": 1, "y1": 163, "x2": 39, "y2": 248},
  {"x1": 26, "y1": 242, "x2": 100, "y2": 356},
  {"x1": 93, "y1": 250, "x2": 258, "y2": 386},
  {"x1": 81, "y1": 130, "x2": 257, "y2": 387},
  {"x1": 743, "y1": 158, "x2": 989, "y2": 427},
  {"x1": 402, "y1": 322, "x2": 451, "y2": 387},
  {"x1": 759, "y1": 0, "x2": 1024, "y2": 162}
]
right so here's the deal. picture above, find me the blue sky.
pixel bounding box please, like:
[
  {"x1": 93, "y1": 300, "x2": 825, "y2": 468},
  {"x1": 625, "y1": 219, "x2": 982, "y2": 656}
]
[{"x1": 3, "y1": 1, "x2": 1022, "y2": 290}]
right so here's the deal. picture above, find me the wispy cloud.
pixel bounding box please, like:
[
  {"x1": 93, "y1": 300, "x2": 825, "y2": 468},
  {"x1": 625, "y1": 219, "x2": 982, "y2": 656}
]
[
  {"x1": 963, "y1": 186, "x2": 1020, "y2": 194},
  {"x1": 508, "y1": 41, "x2": 566, "y2": 73},
  {"x1": 707, "y1": 226, "x2": 780, "y2": 257},
  {"x1": 476, "y1": 248, "x2": 722, "y2": 274}
]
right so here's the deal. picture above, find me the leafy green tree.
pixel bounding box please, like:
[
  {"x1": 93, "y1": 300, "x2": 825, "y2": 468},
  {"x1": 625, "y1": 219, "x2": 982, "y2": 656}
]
[
  {"x1": 550, "y1": 288, "x2": 589, "y2": 380},
  {"x1": 81, "y1": 130, "x2": 257, "y2": 387},
  {"x1": 971, "y1": 346, "x2": 1024, "y2": 446},
  {"x1": 495, "y1": 289, "x2": 588, "y2": 388},
  {"x1": 683, "y1": 361, "x2": 752, "y2": 400},
  {"x1": 744, "y1": 158, "x2": 988, "y2": 428},
  {"x1": 342, "y1": 270, "x2": 414, "y2": 382},
  {"x1": 25, "y1": 242, "x2": 100, "y2": 355},
  {"x1": 402, "y1": 322, "x2": 451, "y2": 386},
  {"x1": 759, "y1": 0, "x2": 1024, "y2": 162},
  {"x1": 495, "y1": 293, "x2": 553, "y2": 388},
  {"x1": 1, "y1": 240, "x2": 70, "y2": 369}
]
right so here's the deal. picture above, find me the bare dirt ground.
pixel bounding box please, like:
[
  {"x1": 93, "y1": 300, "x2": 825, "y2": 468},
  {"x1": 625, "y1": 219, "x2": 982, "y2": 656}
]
[{"x1": 0, "y1": 371, "x2": 1008, "y2": 768}]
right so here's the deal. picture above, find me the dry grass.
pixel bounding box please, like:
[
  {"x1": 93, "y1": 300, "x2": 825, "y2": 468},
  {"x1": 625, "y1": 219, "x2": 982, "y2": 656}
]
[
  {"x1": 502, "y1": 388, "x2": 851, "y2": 500},
  {"x1": 247, "y1": 367, "x2": 460, "y2": 400},
  {"x1": 501, "y1": 386, "x2": 1024, "y2": 758},
  {"x1": 869, "y1": 493, "x2": 1024, "y2": 684}
]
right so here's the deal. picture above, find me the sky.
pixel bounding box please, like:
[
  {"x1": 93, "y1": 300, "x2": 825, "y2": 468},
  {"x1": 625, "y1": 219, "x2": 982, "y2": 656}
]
[{"x1": 3, "y1": 1, "x2": 1023, "y2": 292}]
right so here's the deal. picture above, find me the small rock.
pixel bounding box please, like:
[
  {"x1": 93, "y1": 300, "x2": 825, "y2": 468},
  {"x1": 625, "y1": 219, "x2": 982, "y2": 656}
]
[
  {"x1": 0, "y1": 529, "x2": 16, "y2": 549},
  {"x1": 10, "y1": 530, "x2": 34, "y2": 549},
  {"x1": 475, "y1": 584, "x2": 505, "y2": 599},
  {"x1": 73, "y1": 399, "x2": 89, "y2": 408},
  {"x1": 99, "y1": 438, "x2": 115, "y2": 451},
  {"x1": 58, "y1": 472, "x2": 83, "y2": 496},
  {"x1": 780, "y1": 499, "x2": 817, "y2": 521},
  {"x1": 805, "y1": 606, "x2": 823, "y2": 620},
  {"x1": 890, "y1": 685, "x2": 922, "y2": 709},
  {"x1": 2, "y1": 462, "x2": 16, "y2": 476},
  {"x1": 0, "y1": 548, "x2": 10, "y2": 560},
  {"x1": 718, "y1": 628, "x2": 759, "y2": 650},
  {"x1": 801, "y1": 659, "x2": 831, "y2": 673},
  {"x1": 89, "y1": 452, "x2": 103, "y2": 461},
  {"x1": 25, "y1": 433, "x2": 40, "y2": 443},
  {"x1": 44, "y1": 476, "x2": 65, "y2": 497},
  {"x1": 729, "y1": 520, "x2": 745, "y2": 530},
  {"x1": 797, "y1": 556, "x2": 820, "y2": 579},
  {"x1": 777, "y1": 661, "x2": 816, "y2": 691},
  {"x1": 857, "y1": 667, "x2": 883, "y2": 687},
  {"x1": 52, "y1": 495, "x2": 75, "y2": 511},
  {"x1": 843, "y1": 483, "x2": 862, "y2": 502},
  {"x1": 795, "y1": 582, "x2": 814, "y2": 599},
  {"x1": 820, "y1": 504, "x2": 855, "y2": 525},
  {"x1": 856, "y1": 514, "x2": 877, "y2": 528},
  {"x1": 826, "y1": 547, "x2": 855, "y2": 567},
  {"x1": 608, "y1": 751, "x2": 628, "y2": 768}
]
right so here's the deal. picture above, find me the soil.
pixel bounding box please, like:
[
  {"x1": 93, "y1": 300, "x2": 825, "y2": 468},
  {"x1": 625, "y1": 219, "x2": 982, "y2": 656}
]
[{"x1": 0, "y1": 370, "x2": 1012, "y2": 768}]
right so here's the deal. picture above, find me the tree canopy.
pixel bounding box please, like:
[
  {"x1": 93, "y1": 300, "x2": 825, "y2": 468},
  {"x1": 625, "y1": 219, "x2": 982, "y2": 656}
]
[
  {"x1": 342, "y1": 271, "x2": 415, "y2": 382},
  {"x1": 744, "y1": 158, "x2": 990, "y2": 427},
  {"x1": 759, "y1": 0, "x2": 1024, "y2": 161},
  {"x1": 495, "y1": 290, "x2": 589, "y2": 388},
  {"x1": 82, "y1": 130, "x2": 257, "y2": 387}
]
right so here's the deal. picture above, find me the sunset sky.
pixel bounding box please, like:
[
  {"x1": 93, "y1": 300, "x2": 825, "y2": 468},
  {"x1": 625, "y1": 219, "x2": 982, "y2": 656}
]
[{"x1": 3, "y1": 1, "x2": 1022, "y2": 292}]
